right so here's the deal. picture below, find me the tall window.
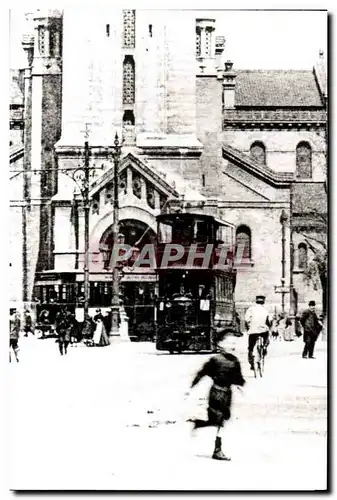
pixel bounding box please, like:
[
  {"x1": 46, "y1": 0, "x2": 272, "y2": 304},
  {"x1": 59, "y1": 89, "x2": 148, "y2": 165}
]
[
  {"x1": 123, "y1": 10, "x2": 136, "y2": 48},
  {"x1": 123, "y1": 56, "x2": 135, "y2": 105},
  {"x1": 250, "y1": 141, "x2": 266, "y2": 165},
  {"x1": 235, "y1": 225, "x2": 251, "y2": 263},
  {"x1": 296, "y1": 142, "x2": 312, "y2": 179},
  {"x1": 196, "y1": 29, "x2": 201, "y2": 57},
  {"x1": 38, "y1": 26, "x2": 46, "y2": 55},
  {"x1": 298, "y1": 243, "x2": 308, "y2": 270},
  {"x1": 205, "y1": 30, "x2": 211, "y2": 57}
]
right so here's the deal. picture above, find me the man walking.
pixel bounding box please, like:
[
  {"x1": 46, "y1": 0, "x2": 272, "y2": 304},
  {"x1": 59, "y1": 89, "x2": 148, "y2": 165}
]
[
  {"x1": 245, "y1": 295, "x2": 272, "y2": 370},
  {"x1": 23, "y1": 309, "x2": 34, "y2": 337},
  {"x1": 301, "y1": 300, "x2": 322, "y2": 359},
  {"x1": 55, "y1": 308, "x2": 70, "y2": 355},
  {"x1": 10, "y1": 309, "x2": 21, "y2": 363}
]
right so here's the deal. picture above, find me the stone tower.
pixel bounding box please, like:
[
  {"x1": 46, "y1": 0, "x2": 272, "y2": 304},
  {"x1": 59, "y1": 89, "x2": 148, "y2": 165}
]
[{"x1": 22, "y1": 9, "x2": 63, "y2": 300}]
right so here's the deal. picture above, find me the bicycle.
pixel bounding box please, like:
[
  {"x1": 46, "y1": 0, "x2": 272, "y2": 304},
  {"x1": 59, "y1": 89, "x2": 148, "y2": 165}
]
[{"x1": 252, "y1": 335, "x2": 265, "y2": 378}]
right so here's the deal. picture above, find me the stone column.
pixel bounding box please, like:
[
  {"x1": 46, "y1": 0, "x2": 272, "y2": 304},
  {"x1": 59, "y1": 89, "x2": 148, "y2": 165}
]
[
  {"x1": 154, "y1": 191, "x2": 160, "y2": 211},
  {"x1": 127, "y1": 167, "x2": 133, "y2": 197}
]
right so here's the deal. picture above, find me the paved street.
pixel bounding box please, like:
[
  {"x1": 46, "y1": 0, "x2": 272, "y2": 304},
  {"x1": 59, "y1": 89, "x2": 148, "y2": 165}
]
[{"x1": 8, "y1": 335, "x2": 327, "y2": 491}]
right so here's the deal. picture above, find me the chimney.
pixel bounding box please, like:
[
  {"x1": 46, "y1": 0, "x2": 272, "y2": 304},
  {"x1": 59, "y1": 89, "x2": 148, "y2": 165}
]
[
  {"x1": 222, "y1": 60, "x2": 236, "y2": 108},
  {"x1": 313, "y1": 49, "x2": 327, "y2": 106},
  {"x1": 215, "y1": 36, "x2": 225, "y2": 69}
]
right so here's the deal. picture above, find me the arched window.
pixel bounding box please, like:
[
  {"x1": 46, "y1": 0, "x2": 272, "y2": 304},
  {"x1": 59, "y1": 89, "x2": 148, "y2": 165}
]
[
  {"x1": 296, "y1": 142, "x2": 312, "y2": 179},
  {"x1": 235, "y1": 225, "x2": 251, "y2": 263},
  {"x1": 298, "y1": 243, "x2": 308, "y2": 270},
  {"x1": 250, "y1": 141, "x2": 266, "y2": 165},
  {"x1": 123, "y1": 56, "x2": 135, "y2": 105}
]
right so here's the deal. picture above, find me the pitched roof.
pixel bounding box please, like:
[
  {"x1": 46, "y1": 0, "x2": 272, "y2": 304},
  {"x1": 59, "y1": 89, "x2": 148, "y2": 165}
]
[
  {"x1": 222, "y1": 142, "x2": 293, "y2": 187},
  {"x1": 235, "y1": 70, "x2": 324, "y2": 107}
]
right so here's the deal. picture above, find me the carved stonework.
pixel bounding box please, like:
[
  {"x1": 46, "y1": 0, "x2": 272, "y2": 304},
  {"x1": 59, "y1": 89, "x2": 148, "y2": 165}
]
[
  {"x1": 146, "y1": 184, "x2": 155, "y2": 209},
  {"x1": 132, "y1": 173, "x2": 142, "y2": 199},
  {"x1": 223, "y1": 108, "x2": 327, "y2": 130},
  {"x1": 119, "y1": 172, "x2": 127, "y2": 195},
  {"x1": 92, "y1": 194, "x2": 100, "y2": 215},
  {"x1": 105, "y1": 183, "x2": 113, "y2": 205}
]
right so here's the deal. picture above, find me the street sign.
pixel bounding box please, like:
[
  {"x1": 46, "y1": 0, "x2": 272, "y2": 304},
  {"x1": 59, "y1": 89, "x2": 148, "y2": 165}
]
[
  {"x1": 274, "y1": 285, "x2": 290, "y2": 294},
  {"x1": 122, "y1": 274, "x2": 157, "y2": 282}
]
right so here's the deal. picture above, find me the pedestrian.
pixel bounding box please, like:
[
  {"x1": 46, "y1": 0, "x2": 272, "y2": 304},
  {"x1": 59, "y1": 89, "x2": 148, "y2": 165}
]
[
  {"x1": 65, "y1": 309, "x2": 77, "y2": 344},
  {"x1": 282, "y1": 316, "x2": 294, "y2": 341},
  {"x1": 38, "y1": 309, "x2": 50, "y2": 338},
  {"x1": 23, "y1": 309, "x2": 34, "y2": 337},
  {"x1": 10, "y1": 309, "x2": 21, "y2": 363},
  {"x1": 186, "y1": 328, "x2": 245, "y2": 460},
  {"x1": 104, "y1": 308, "x2": 112, "y2": 335},
  {"x1": 94, "y1": 308, "x2": 104, "y2": 322},
  {"x1": 295, "y1": 317, "x2": 303, "y2": 338},
  {"x1": 55, "y1": 308, "x2": 70, "y2": 355},
  {"x1": 92, "y1": 316, "x2": 110, "y2": 346},
  {"x1": 82, "y1": 313, "x2": 95, "y2": 341},
  {"x1": 271, "y1": 315, "x2": 279, "y2": 341},
  {"x1": 244, "y1": 295, "x2": 272, "y2": 370},
  {"x1": 300, "y1": 301, "x2": 323, "y2": 359}
]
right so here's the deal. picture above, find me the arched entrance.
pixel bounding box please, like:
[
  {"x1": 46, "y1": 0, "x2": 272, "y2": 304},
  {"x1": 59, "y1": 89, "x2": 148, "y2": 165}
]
[
  {"x1": 99, "y1": 218, "x2": 157, "y2": 341},
  {"x1": 99, "y1": 218, "x2": 157, "y2": 249}
]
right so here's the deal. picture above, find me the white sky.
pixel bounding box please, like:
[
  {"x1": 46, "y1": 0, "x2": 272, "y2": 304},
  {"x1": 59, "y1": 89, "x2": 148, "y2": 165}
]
[{"x1": 9, "y1": 8, "x2": 327, "y2": 70}]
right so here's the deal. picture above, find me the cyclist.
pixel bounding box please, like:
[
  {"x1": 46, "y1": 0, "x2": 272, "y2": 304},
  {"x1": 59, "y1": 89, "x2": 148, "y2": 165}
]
[{"x1": 245, "y1": 295, "x2": 272, "y2": 370}]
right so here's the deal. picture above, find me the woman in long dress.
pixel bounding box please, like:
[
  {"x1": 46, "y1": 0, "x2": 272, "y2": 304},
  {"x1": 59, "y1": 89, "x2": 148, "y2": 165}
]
[{"x1": 93, "y1": 318, "x2": 110, "y2": 346}]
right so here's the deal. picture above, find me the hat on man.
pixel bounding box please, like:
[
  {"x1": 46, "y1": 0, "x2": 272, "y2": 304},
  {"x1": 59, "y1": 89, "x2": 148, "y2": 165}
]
[
  {"x1": 256, "y1": 295, "x2": 266, "y2": 303},
  {"x1": 309, "y1": 300, "x2": 316, "y2": 306}
]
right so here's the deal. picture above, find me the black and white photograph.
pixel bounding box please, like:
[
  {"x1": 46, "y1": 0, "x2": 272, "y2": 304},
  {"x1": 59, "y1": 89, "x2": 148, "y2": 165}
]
[{"x1": 7, "y1": 5, "x2": 328, "y2": 492}]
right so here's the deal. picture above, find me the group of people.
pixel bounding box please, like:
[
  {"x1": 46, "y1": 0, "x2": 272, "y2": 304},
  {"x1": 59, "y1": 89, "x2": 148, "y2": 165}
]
[
  {"x1": 187, "y1": 295, "x2": 324, "y2": 460},
  {"x1": 9, "y1": 306, "x2": 113, "y2": 360},
  {"x1": 55, "y1": 307, "x2": 113, "y2": 354},
  {"x1": 81, "y1": 309, "x2": 111, "y2": 348},
  {"x1": 245, "y1": 296, "x2": 323, "y2": 367}
]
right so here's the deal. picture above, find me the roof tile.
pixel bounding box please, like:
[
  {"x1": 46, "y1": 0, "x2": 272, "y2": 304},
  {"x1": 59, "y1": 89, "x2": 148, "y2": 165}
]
[{"x1": 235, "y1": 70, "x2": 323, "y2": 107}]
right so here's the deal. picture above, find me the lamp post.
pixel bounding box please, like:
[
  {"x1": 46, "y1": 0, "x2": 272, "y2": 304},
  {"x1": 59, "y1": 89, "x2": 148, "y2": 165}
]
[
  {"x1": 110, "y1": 132, "x2": 122, "y2": 336},
  {"x1": 58, "y1": 125, "x2": 103, "y2": 319},
  {"x1": 64, "y1": 140, "x2": 91, "y2": 319},
  {"x1": 289, "y1": 183, "x2": 295, "y2": 319},
  {"x1": 279, "y1": 209, "x2": 288, "y2": 316},
  {"x1": 83, "y1": 141, "x2": 90, "y2": 317}
]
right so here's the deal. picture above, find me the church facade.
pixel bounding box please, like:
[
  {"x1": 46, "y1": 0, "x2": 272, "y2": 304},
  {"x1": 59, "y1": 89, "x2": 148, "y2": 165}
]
[{"x1": 13, "y1": 9, "x2": 327, "y2": 329}]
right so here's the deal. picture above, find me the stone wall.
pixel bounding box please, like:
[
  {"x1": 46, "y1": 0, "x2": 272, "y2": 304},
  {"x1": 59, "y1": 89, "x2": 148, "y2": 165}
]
[
  {"x1": 221, "y1": 129, "x2": 326, "y2": 180},
  {"x1": 196, "y1": 76, "x2": 223, "y2": 196}
]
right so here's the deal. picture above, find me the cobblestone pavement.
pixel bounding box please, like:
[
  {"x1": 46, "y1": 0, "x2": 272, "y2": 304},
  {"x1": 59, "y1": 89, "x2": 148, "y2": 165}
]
[{"x1": 8, "y1": 335, "x2": 327, "y2": 490}]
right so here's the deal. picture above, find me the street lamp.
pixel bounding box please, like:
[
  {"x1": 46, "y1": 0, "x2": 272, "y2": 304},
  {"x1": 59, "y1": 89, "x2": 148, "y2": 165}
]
[
  {"x1": 58, "y1": 127, "x2": 103, "y2": 319},
  {"x1": 279, "y1": 209, "x2": 288, "y2": 315},
  {"x1": 60, "y1": 141, "x2": 91, "y2": 318}
]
